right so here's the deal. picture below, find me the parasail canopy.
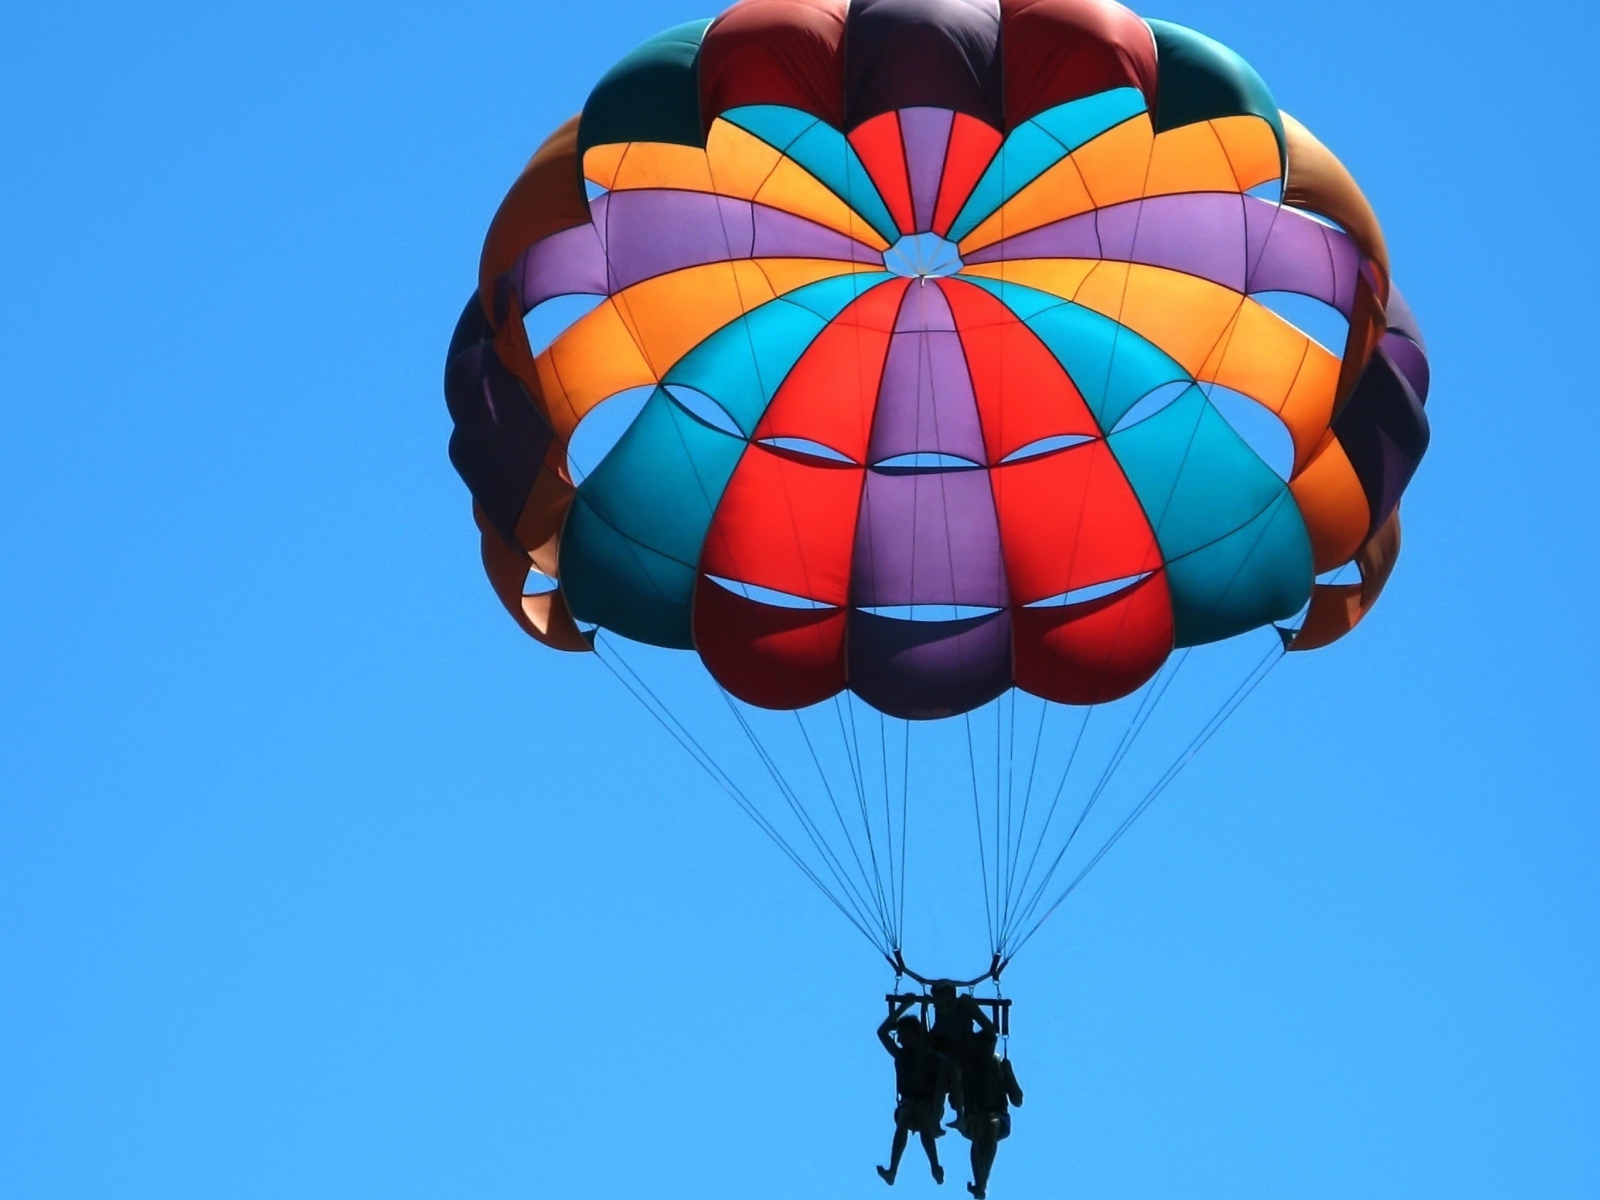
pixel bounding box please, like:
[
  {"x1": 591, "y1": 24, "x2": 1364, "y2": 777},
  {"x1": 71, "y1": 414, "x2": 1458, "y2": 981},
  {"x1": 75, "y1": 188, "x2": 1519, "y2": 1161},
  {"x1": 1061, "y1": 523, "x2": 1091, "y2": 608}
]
[{"x1": 444, "y1": 0, "x2": 1432, "y2": 972}]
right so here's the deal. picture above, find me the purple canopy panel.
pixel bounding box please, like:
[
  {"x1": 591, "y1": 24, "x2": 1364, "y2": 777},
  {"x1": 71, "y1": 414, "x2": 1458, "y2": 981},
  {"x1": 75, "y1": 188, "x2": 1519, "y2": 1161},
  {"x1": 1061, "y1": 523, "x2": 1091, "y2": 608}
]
[
  {"x1": 1379, "y1": 285, "x2": 1430, "y2": 403},
  {"x1": 966, "y1": 193, "x2": 1364, "y2": 317},
  {"x1": 962, "y1": 209, "x2": 1102, "y2": 264},
  {"x1": 900, "y1": 107, "x2": 955, "y2": 232},
  {"x1": 515, "y1": 221, "x2": 607, "y2": 310},
  {"x1": 895, "y1": 280, "x2": 958, "y2": 330},
  {"x1": 866, "y1": 282, "x2": 986, "y2": 462},
  {"x1": 1244, "y1": 197, "x2": 1361, "y2": 314},
  {"x1": 1332, "y1": 347, "x2": 1430, "y2": 537},
  {"x1": 1380, "y1": 331, "x2": 1430, "y2": 404},
  {"x1": 752, "y1": 205, "x2": 887, "y2": 264},
  {"x1": 544, "y1": 191, "x2": 886, "y2": 298},
  {"x1": 1384, "y1": 284, "x2": 1426, "y2": 347},
  {"x1": 851, "y1": 469, "x2": 1008, "y2": 607},
  {"x1": 443, "y1": 297, "x2": 553, "y2": 546},
  {"x1": 844, "y1": 0, "x2": 1003, "y2": 129},
  {"x1": 593, "y1": 191, "x2": 754, "y2": 291},
  {"x1": 847, "y1": 609, "x2": 1013, "y2": 719},
  {"x1": 1098, "y1": 193, "x2": 1247, "y2": 292}
]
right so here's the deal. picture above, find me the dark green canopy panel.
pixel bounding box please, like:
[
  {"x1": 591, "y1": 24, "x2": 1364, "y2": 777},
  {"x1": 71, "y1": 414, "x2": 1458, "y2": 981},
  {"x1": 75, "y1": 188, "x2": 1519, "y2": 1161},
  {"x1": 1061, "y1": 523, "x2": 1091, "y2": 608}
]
[{"x1": 577, "y1": 19, "x2": 713, "y2": 159}]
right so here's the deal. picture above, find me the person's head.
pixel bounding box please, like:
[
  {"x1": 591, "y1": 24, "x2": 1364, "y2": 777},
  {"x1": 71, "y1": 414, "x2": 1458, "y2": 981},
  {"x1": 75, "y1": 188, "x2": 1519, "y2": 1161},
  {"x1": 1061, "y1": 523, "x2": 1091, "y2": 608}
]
[
  {"x1": 974, "y1": 1029, "x2": 999, "y2": 1058},
  {"x1": 930, "y1": 981, "x2": 957, "y2": 1007},
  {"x1": 895, "y1": 1015, "x2": 925, "y2": 1047}
]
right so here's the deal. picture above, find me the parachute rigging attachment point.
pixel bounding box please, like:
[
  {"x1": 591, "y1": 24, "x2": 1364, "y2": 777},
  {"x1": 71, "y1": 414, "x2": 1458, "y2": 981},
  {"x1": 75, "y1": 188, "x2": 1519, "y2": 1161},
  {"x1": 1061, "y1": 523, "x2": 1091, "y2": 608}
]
[
  {"x1": 887, "y1": 948, "x2": 1007, "y2": 988},
  {"x1": 886, "y1": 992, "x2": 1012, "y2": 1039}
]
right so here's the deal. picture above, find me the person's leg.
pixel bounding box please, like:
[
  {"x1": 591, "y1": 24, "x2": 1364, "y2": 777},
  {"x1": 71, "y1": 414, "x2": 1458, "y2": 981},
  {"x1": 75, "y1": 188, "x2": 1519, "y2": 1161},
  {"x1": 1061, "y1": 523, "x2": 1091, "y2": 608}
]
[
  {"x1": 918, "y1": 1126, "x2": 944, "y2": 1184},
  {"x1": 967, "y1": 1129, "x2": 998, "y2": 1198},
  {"x1": 879, "y1": 1119, "x2": 910, "y2": 1184}
]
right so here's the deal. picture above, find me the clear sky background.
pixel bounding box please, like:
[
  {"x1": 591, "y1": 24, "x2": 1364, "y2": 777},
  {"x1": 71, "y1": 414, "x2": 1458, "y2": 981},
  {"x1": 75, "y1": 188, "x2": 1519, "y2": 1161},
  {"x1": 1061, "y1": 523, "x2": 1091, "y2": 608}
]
[{"x1": 2, "y1": 1, "x2": 1596, "y2": 1196}]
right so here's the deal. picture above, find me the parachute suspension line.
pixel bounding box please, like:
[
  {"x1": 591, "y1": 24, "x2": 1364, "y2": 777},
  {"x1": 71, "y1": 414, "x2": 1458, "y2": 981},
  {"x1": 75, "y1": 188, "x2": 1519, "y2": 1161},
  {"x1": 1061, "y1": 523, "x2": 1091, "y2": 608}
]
[
  {"x1": 718, "y1": 691, "x2": 897, "y2": 950},
  {"x1": 876, "y1": 704, "x2": 901, "y2": 953},
  {"x1": 1001, "y1": 696, "x2": 1103, "y2": 946},
  {"x1": 1006, "y1": 639, "x2": 1286, "y2": 959},
  {"x1": 591, "y1": 635, "x2": 888, "y2": 954},
  {"x1": 1003, "y1": 690, "x2": 1018, "y2": 944},
  {"x1": 999, "y1": 694, "x2": 1066, "y2": 937},
  {"x1": 849, "y1": 694, "x2": 897, "y2": 951},
  {"x1": 985, "y1": 694, "x2": 998, "y2": 960},
  {"x1": 963, "y1": 710, "x2": 998, "y2": 956},
  {"x1": 834, "y1": 692, "x2": 897, "y2": 947},
  {"x1": 790, "y1": 707, "x2": 900, "y2": 947},
  {"x1": 998, "y1": 236, "x2": 1255, "y2": 953},
  {"x1": 898, "y1": 716, "x2": 912, "y2": 944},
  {"x1": 1060, "y1": 651, "x2": 1191, "y2": 860},
  {"x1": 1002, "y1": 650, "x2": 1190, "y2": 948}
]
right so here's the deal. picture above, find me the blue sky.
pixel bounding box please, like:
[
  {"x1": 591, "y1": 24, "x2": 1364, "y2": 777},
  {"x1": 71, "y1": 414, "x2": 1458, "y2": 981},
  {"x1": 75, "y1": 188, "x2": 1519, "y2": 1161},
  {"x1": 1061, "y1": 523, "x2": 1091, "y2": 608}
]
[{"x1": 2, "y1": 1, "x2": 1596, "y2": 1197}]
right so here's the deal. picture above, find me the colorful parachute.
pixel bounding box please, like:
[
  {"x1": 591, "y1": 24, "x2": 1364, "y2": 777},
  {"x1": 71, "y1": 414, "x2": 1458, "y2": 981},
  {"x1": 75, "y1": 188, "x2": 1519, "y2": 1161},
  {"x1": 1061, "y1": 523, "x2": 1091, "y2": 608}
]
[
  {"x1": 447, "y1": 0, "x2": 1429, "y2": 719},
  {"x1": 444, "y1": 0, "x2": 1431, "y2": 966}
]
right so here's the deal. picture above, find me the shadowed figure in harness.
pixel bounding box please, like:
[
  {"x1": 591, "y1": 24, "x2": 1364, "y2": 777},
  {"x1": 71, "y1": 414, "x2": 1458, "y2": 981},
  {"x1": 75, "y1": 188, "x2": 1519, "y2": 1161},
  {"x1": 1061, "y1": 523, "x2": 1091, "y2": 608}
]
[
  {"x1": 951, "y1": 1029, "x2": 1023, "y2": 1199},
  {"x1": 921, "y1": 979, "x2": 992, "y2": 1056},
  {"x1": 927, "y1": 980, "x2": 995, "y2": 1124},
  {"x1": 876, "y1": 998, "x2": 961, "y2": 1185}
]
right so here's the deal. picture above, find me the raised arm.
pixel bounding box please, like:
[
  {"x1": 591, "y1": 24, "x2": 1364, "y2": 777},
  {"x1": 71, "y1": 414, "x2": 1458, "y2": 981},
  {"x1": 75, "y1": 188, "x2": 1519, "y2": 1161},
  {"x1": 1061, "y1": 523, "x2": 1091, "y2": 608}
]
[
  {"x1": 961, "y1": 995, "x2": 996, "y2": 1036},
  {"x1": 878, "y1": 998, "x2": 914, "y2": 1055}
]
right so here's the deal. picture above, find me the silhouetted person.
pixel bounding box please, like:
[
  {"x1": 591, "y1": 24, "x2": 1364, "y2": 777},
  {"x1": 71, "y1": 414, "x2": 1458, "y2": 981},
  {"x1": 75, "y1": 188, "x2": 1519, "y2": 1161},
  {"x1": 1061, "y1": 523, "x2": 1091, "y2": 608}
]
[
  {"x1": 877, "y1": 999, "x2": 959, "y2": 1186},
  {"x1": 954, "y1": 1031, "x2": 1022, "y2": 1199},
  {"x1": 927, "y1": 980, "x2": 995, "y2": 1127}
]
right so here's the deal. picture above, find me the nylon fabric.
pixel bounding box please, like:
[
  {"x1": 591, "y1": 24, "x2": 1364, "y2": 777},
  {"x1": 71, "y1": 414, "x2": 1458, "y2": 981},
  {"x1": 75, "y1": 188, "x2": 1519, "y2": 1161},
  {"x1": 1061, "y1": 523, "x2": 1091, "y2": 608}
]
[
  {"x1": 1012, "y1": 570, "x2": 1174, "y2": 703},
  {"x1": 560, "y1": 388, "x2": 747, "y2": 646},
  {"x1": 578, "y1": 20, "x2": 713, "y2": 159},
  {"x1": 699, "y1": 0, "x2": 849, "y2": 127},
  {"x1": 450, "y1": 0, "x2": 1431, "y2": 712},
  {"x1": 446, "y1": 0, "x2": 1435, "y2": 976}
]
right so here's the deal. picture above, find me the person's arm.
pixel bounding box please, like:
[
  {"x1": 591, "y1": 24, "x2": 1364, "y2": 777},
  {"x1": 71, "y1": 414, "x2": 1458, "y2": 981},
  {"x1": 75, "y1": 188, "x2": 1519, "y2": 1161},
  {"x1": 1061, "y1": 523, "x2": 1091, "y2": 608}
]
[
  {"x1": 878, "y1": 998, "x2": 914, "y2": 1055},
  {"x1": 1001, "y1": 1058, "x2": 1023, "y2": 1108},
  {"x1": 961, "y1": 995, "x2": 996, "y2": 1036}
]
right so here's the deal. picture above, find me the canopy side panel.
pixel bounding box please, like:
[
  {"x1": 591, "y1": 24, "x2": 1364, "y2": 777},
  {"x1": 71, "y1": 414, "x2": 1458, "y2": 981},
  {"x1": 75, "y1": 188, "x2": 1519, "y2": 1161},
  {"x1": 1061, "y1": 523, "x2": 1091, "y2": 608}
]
[
  {"x1": 444, "y1": 296, "x2": 555, "y2": 547},
  {"x1": 700, "y1": 0, "x2": 849, "y2": 127},
  {"x1": 694, "y1": 578, "x2": 850, "y2": 706},
  {"x1": 479, "y1": 117, "x2": 591, "y2": 304},
  {"x1": 1331, "y1": 346, "x2": 1430, "y2": 539},
  {"x1": 559, "y1": 389, "x2": 748, "y2": 648},
  {"x1": 476, "y1": 504, "x2": 590, "y2": 652},
  {"x1": 843, "y1": 0, "x2": 1004, "y2": 129},
  {"x1": 1107, "y1": 385, "x2": 1312, "y2": 645},
  {"x1": 998, "y1": 0, "x2": 1158, "y2": 128},
  {"x1": 1287, "y1": 508, "x2": 1401, "y2": 651},
  {"x1": 1146, "y1": 19, "x2": 1284, "y2": 160},
  {"x1": 578, "y1": 20, "x2": 714, "y2": 160}
]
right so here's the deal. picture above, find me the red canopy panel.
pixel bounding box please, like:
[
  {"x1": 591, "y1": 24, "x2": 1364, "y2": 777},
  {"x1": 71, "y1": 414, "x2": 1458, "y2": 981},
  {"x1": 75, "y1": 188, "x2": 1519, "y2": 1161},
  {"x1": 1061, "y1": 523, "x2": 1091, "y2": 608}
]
[
  {"x1": 990, "y1": 443, "x2": 1163, "y2": 606},
  {"x1": 943, "y1": 276, "x2": 1100, "y2": 461},
  {"x1": 754, "y1": 278, "x2": 907, "y2": 462},
  {"x1": 999, "y1": 0, "x2": 1157, "y2": 129},
  {"x1": 694, "y1": 577, "x2": 850, "y2": 707},
  {"x1": 848, "y1": 112, "x2": 916, "y2": 233},
  {"x1": 699, "y1": 0, "x2": 849, "y2": 127},
  {"x1": 1012, "y1": 571, "x2": 1173, "y2": 703},
  {"x1": 701, "y1": 445, "x2": 865, "y2": 606},
  {"x1": 932, "y1": 114, "x2": 1001, "y2": 234}
]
